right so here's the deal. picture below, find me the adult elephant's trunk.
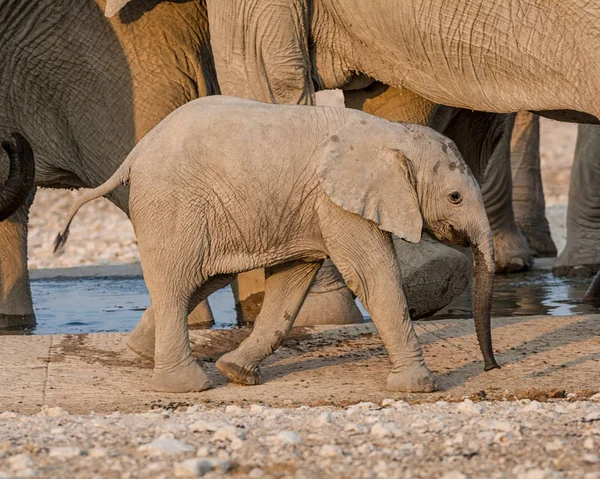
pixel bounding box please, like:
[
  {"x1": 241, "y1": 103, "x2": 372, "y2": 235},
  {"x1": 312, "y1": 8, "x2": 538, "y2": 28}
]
[
  {"x1": 469, "y1": 221, "x2": 501, "y2": 371},
  {"x1": 0, "y1": 133, "x2": 35, "y2": 221}
]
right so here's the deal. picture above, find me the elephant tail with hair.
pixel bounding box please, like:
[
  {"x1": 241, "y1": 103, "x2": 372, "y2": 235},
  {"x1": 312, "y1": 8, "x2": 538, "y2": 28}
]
[{"x1": 53, "y1": 154, "x2": 134, "y2": 254}]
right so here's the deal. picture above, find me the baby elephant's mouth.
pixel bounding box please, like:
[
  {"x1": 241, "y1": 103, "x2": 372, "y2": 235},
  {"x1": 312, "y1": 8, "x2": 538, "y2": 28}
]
[{"x1": 427, "y1": 222, "x2": 470, "y2": 248}]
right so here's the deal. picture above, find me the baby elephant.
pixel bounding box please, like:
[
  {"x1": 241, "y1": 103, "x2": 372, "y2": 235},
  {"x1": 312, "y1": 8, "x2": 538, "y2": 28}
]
[{"x1": 56, "y1": 96, "x2": 499, "y2": 394}]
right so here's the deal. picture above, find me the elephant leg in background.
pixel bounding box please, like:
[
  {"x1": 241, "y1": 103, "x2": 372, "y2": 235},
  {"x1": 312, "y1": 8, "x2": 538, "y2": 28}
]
[
  {"x1": 320, "y1": 209, "x2": 436, "y2": 393},
  {"x1": 0, "y1": 190, "x2": 36, "y2": 329},
  {"x1": 480, "y1": 114, "x2": 534, "y2": 273},
  {"x1": 583, "y1": 270, "x2": 600, "y2": 302},
  {"x1": 127, "y1": 274, "x2": 235, "y2": 363},
  {"x1": 216, "y1": 260, "x2": 322, "y2": 385},
  {"x1": 510, "y1": 112, "x2": 557, "y2": 257},
  {"x1": 554, "y1": 124, "x2": 600, "y2": 277}
]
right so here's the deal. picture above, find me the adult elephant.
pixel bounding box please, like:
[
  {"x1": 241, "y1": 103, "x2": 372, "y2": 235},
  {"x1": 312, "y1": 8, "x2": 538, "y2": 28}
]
[
  {"x1": 0, "y1": 0, "x2": 471, "y2": 330},
  {"x1": 201, "y1": 0, "x2": 600, "y2": 320},
  {"x1": 0, "y1": 0, "x2": 219, "y2": 328}
]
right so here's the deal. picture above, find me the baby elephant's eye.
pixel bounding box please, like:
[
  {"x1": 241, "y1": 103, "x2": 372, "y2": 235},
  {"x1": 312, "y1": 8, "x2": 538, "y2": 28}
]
[{"x1": 448, "y1": 191, "x2": 463, "y2": 204}]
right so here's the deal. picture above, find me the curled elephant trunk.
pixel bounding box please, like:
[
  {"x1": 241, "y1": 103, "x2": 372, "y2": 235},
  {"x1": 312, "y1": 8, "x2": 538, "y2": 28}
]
[
  {"x1": 470, "y1": 226, "x2": 501, "y2": 371},
  {"x1": 0, "y1": 133, "x2": 35, "y2": 221}
]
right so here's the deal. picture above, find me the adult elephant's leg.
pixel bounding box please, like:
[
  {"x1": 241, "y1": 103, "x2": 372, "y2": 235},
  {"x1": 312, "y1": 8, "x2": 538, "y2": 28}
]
[
  {"x1": 480, "y1": 114, "x2": 534, "y2": 273},
  {"x1": 554, "y1": 124, "x2": 600, "y2": 277},
  {"x1": 583, "y1": 270, "x2": 600, "y2": 302},
  {"x1": 217, "y1": 261, "x2": 321, "y2": 385},
  {"x1": 0, "y1": 191, "x2": 36, "y2": 329},
  {"x1": 230, "y1": 269, "x2": 265, "y2": 324},
  {"x1": 510, "y1": 112, "x2": 557, "y2": 257}
]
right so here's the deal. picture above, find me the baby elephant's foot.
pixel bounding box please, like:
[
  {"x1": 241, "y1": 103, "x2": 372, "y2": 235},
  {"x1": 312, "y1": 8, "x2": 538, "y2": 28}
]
[
  {"x1": 387, "y1": 366, "x2": 438, "y2": 393},
  {"x1": 216, "y1": 351, "x2": 262, "y2": 385},
  {"x1": 127, "y1": 327, "x2": 155, "y2": 362},
  {"x1": 152, "y1": 360, "x2": 212, "y2": 393}
]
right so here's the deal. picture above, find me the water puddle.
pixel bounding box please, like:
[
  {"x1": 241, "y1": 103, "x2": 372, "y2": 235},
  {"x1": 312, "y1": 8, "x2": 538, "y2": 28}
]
[{"x1": 1, "y1": 270, "x2": 597, "y2": 336}]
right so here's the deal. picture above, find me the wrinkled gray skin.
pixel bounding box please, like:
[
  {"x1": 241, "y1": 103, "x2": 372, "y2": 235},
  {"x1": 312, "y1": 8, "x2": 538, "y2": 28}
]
[
  {"x1": 56, "y1": 97, "x2": 499, "y2": 393},
  {"x1": 0, "y1": 134, "x2": 36, "y2": 222},
  {"x1": 205, "y1": 0, "x2": 600, "y2": 286},
  {"x1": 0, "y1": 0, "x2": 219, "y2": 329}
]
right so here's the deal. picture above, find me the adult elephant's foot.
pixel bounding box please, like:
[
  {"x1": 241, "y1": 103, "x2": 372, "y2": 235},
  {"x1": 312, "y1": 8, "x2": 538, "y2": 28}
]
[
  {"x1": 152, "y1": 360, "x2": 212, "y2": 393},
  {"x1": 187, "y1": 300, "x2": 214, "y2": 328},
  {"x1": 583, "y1": 270, "x2": 600, "y2": 302},
  {"x1": 0, "y1": 313, "x2": 36, "y2": 329},
  {"x1": 394, "y1": 234, "x2": 471, "y2": 319},
  {"x1": 492, "y1": 227, "x2": 534, "y2": 273},
  {"x1": 553, "y1": 237, "x2": 600, "y2": 278},
  {"x1": 387, "y1": 366, "x2": 438, "y2": 393},
  {"x1": 294, "y1": 260, "x2": 363, "y2": 326},
  {"x1": 216, "y1": 351, "x2": 262, "y2": 385},
  {"x1": 518, "y1": 224, "x2": 558, "y2": 258}
]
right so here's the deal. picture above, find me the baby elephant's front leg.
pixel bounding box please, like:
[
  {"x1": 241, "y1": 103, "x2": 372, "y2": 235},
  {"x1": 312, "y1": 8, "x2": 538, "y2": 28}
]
[
  {"x1": 323, "y1": 214, "x2": 437, "y2": 393},
  {"x1": 216, "y1": 261, "x2": 322, "y2": 385}
]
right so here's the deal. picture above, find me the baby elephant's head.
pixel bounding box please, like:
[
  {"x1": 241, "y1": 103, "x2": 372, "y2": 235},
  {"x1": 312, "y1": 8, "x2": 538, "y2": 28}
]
[{"x1": 316, "y1": 117, "x2": 499, "y2": 372}]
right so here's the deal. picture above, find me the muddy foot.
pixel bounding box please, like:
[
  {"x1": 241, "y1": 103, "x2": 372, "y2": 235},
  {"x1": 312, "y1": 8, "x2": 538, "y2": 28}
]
[
  {"x1": 152, "y1": 361, "x2": 212, "y2": 393},
  {"x1": 216, "y1": 352, "x2": 262, "y2": 385},
  {"x1": 0, "y1": 313, "x2": 36, "y2": 330},
  {"x1": 521, "y1": 228, "x2": 557, "y2": 258},
  {"x1": 493, "y1": 228, "x2": 534, "y2": 273},
  {"x1": 386, "y1": 366, "x2": 438, "y2": 393}
]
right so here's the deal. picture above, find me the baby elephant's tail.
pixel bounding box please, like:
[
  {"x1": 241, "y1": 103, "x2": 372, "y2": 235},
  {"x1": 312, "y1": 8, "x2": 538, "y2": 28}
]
[{"x1": 54, "y1": 156, "x2": 133, "y2": 254}]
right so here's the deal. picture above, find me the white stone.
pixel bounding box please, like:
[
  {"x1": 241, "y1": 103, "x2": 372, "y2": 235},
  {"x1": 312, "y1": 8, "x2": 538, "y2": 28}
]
[
  {"x1": 196, "y1": 446, "x2": 212, "y2": 457},
  {"x1": 381, "y1": 399, "x2": 395, "y2": 406},
  {"x1": 583, "y1": 454, "x2": 600, "y2": 464},
  {"x1": 523, "y1": 401, "x2": 543, "y2": 412},
  {"x1": 544, "y1": 439, "x2": 564, "y2": 452},
  {"x1": 212, "y1": 425, "x2": 246, "y2": 442},
  {"x1": 585, "y1": 411, "x2": 600, "y2": 422},
  {"x1": 393, "y1": 401, "x2": 410, "y2": 409},
  {"x1": 313, "y1": 412, "x2": 334, "y2": 427},
  {"x1": 50, "y1": 427, "x2": 66, "y2": 435},
  {"x1": 189, "y1": 420, "x2": 226, "y2": 433},
  {"x1": 138, "y1": 436, "x2": 195, "y2": 455},
  {"x1": 276, "y1": 431, "x2": 302, "y2": 445},
  {"x1": 516, "y1": 468, "x2": 556, "y2": 479},
  {"x1": 0, "y1": 412, "x2": 18, "y2": 418},
  {"x1": 487, "y1": 420, "x2": 514, "y2": 432},
  {"x1": 38, "y1": 406, "x2": 67, "y2": 417},
  {"x1": 457, "y1": 400, "x2": 484, "y2": 415},
  {"x1": 8, "y1": 454, "x2": 32, "y2": 470},
  {"x1": 371, "y1": 422, "x2": 401, "y2": 438},
  {"x1": 49, "y1": 447, "x2": 85, "y2": 458},
  {"x1": 440, "y1": 471, "x2": 468, "y2": 479},
  {"x1": 590, "y1": 393, "x2": 600, "y2": 402},
  {"x1": 89, "y1": 448, "x2": 108, "y2": 458},
  {"x1": 355, "y1": 402, "x2": 378, "y2": 410},
  {"x1": 249, "y1": 468, "x2": 264, "y2": 478},
  {"x1": 225, "y1": 405, "x2": 242, "y2": 414},
  {"x1": 250, "y1": 405, "x2": 266, "y2": 413},
  {"x1": 174, "y1": 458, "x2": 230, "y2": 477},
  {"x1": 584, "y1": 437, "x2": 595, "y2": 450},
  {"x1": 319, "y1": 445, "x2": 341, "y2": 458}
]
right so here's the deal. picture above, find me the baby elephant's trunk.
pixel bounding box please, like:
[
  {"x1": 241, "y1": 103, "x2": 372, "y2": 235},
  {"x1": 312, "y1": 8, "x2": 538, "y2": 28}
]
[
  {"x1": 54, "y1": 155, "x2": 133, "y2": 253},
  {"x1": 0, "y1": 133, "x2": 35, "y2": 221},
  {"x1": 469, "y1": 221, "x2": 501, "y2": 371}
]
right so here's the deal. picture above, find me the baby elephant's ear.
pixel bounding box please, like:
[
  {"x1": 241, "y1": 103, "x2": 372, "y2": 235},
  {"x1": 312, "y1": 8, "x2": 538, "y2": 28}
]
[{"x1": 316, "y1": 119, "x2": 423, "y2": 243}]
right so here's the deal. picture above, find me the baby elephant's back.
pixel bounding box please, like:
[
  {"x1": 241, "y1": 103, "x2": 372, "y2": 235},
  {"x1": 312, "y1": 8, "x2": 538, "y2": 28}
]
[{"x1": 129, "y1": 97, "x2": 333, "y2": 253}]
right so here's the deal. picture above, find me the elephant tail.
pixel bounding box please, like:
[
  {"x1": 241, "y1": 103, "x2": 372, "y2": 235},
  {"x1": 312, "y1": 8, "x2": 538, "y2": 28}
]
[{"x1": 53, "y1": 155, "x2": 133, "y2": 254}]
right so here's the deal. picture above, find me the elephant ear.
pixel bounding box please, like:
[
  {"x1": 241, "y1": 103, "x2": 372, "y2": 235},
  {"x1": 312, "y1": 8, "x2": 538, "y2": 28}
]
[
  {"x1": 316, "y1": 120, "x2": 423, "y2": 243},
  {"x1": 105, "y1": 0, "x2": 133, "y2": 17}
]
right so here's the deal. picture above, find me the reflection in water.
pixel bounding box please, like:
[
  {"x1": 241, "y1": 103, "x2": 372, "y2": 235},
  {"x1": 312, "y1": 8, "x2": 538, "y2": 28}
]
[{"x1": 0, "y1": 270, "x2": 597, "y2": 336}]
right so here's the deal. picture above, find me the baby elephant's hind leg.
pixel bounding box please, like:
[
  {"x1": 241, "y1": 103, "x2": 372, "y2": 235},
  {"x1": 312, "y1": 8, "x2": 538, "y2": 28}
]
[
  {"x1": 217, "y1": 261, "x2": 322, "y2": 385},
  {"x1": 127, "y1": 274, "x2": 235, "y2": 362}
]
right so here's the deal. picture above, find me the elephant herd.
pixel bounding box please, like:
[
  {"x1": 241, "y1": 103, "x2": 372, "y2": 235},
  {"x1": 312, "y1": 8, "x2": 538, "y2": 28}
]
[{"x1": 0, "y1": 0, "x2": 600, "y2": 390}]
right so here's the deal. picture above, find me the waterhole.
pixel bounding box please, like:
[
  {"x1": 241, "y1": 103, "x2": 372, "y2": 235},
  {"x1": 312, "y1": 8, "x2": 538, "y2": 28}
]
[{"x1": 1, "y1": 270, "x2": 597, "y2": 336}]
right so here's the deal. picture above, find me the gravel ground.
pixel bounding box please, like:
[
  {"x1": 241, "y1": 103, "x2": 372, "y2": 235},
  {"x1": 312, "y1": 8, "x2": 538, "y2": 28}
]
[{"x1": 1, "y1": 399, "x2": 599, "y2": 479}]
